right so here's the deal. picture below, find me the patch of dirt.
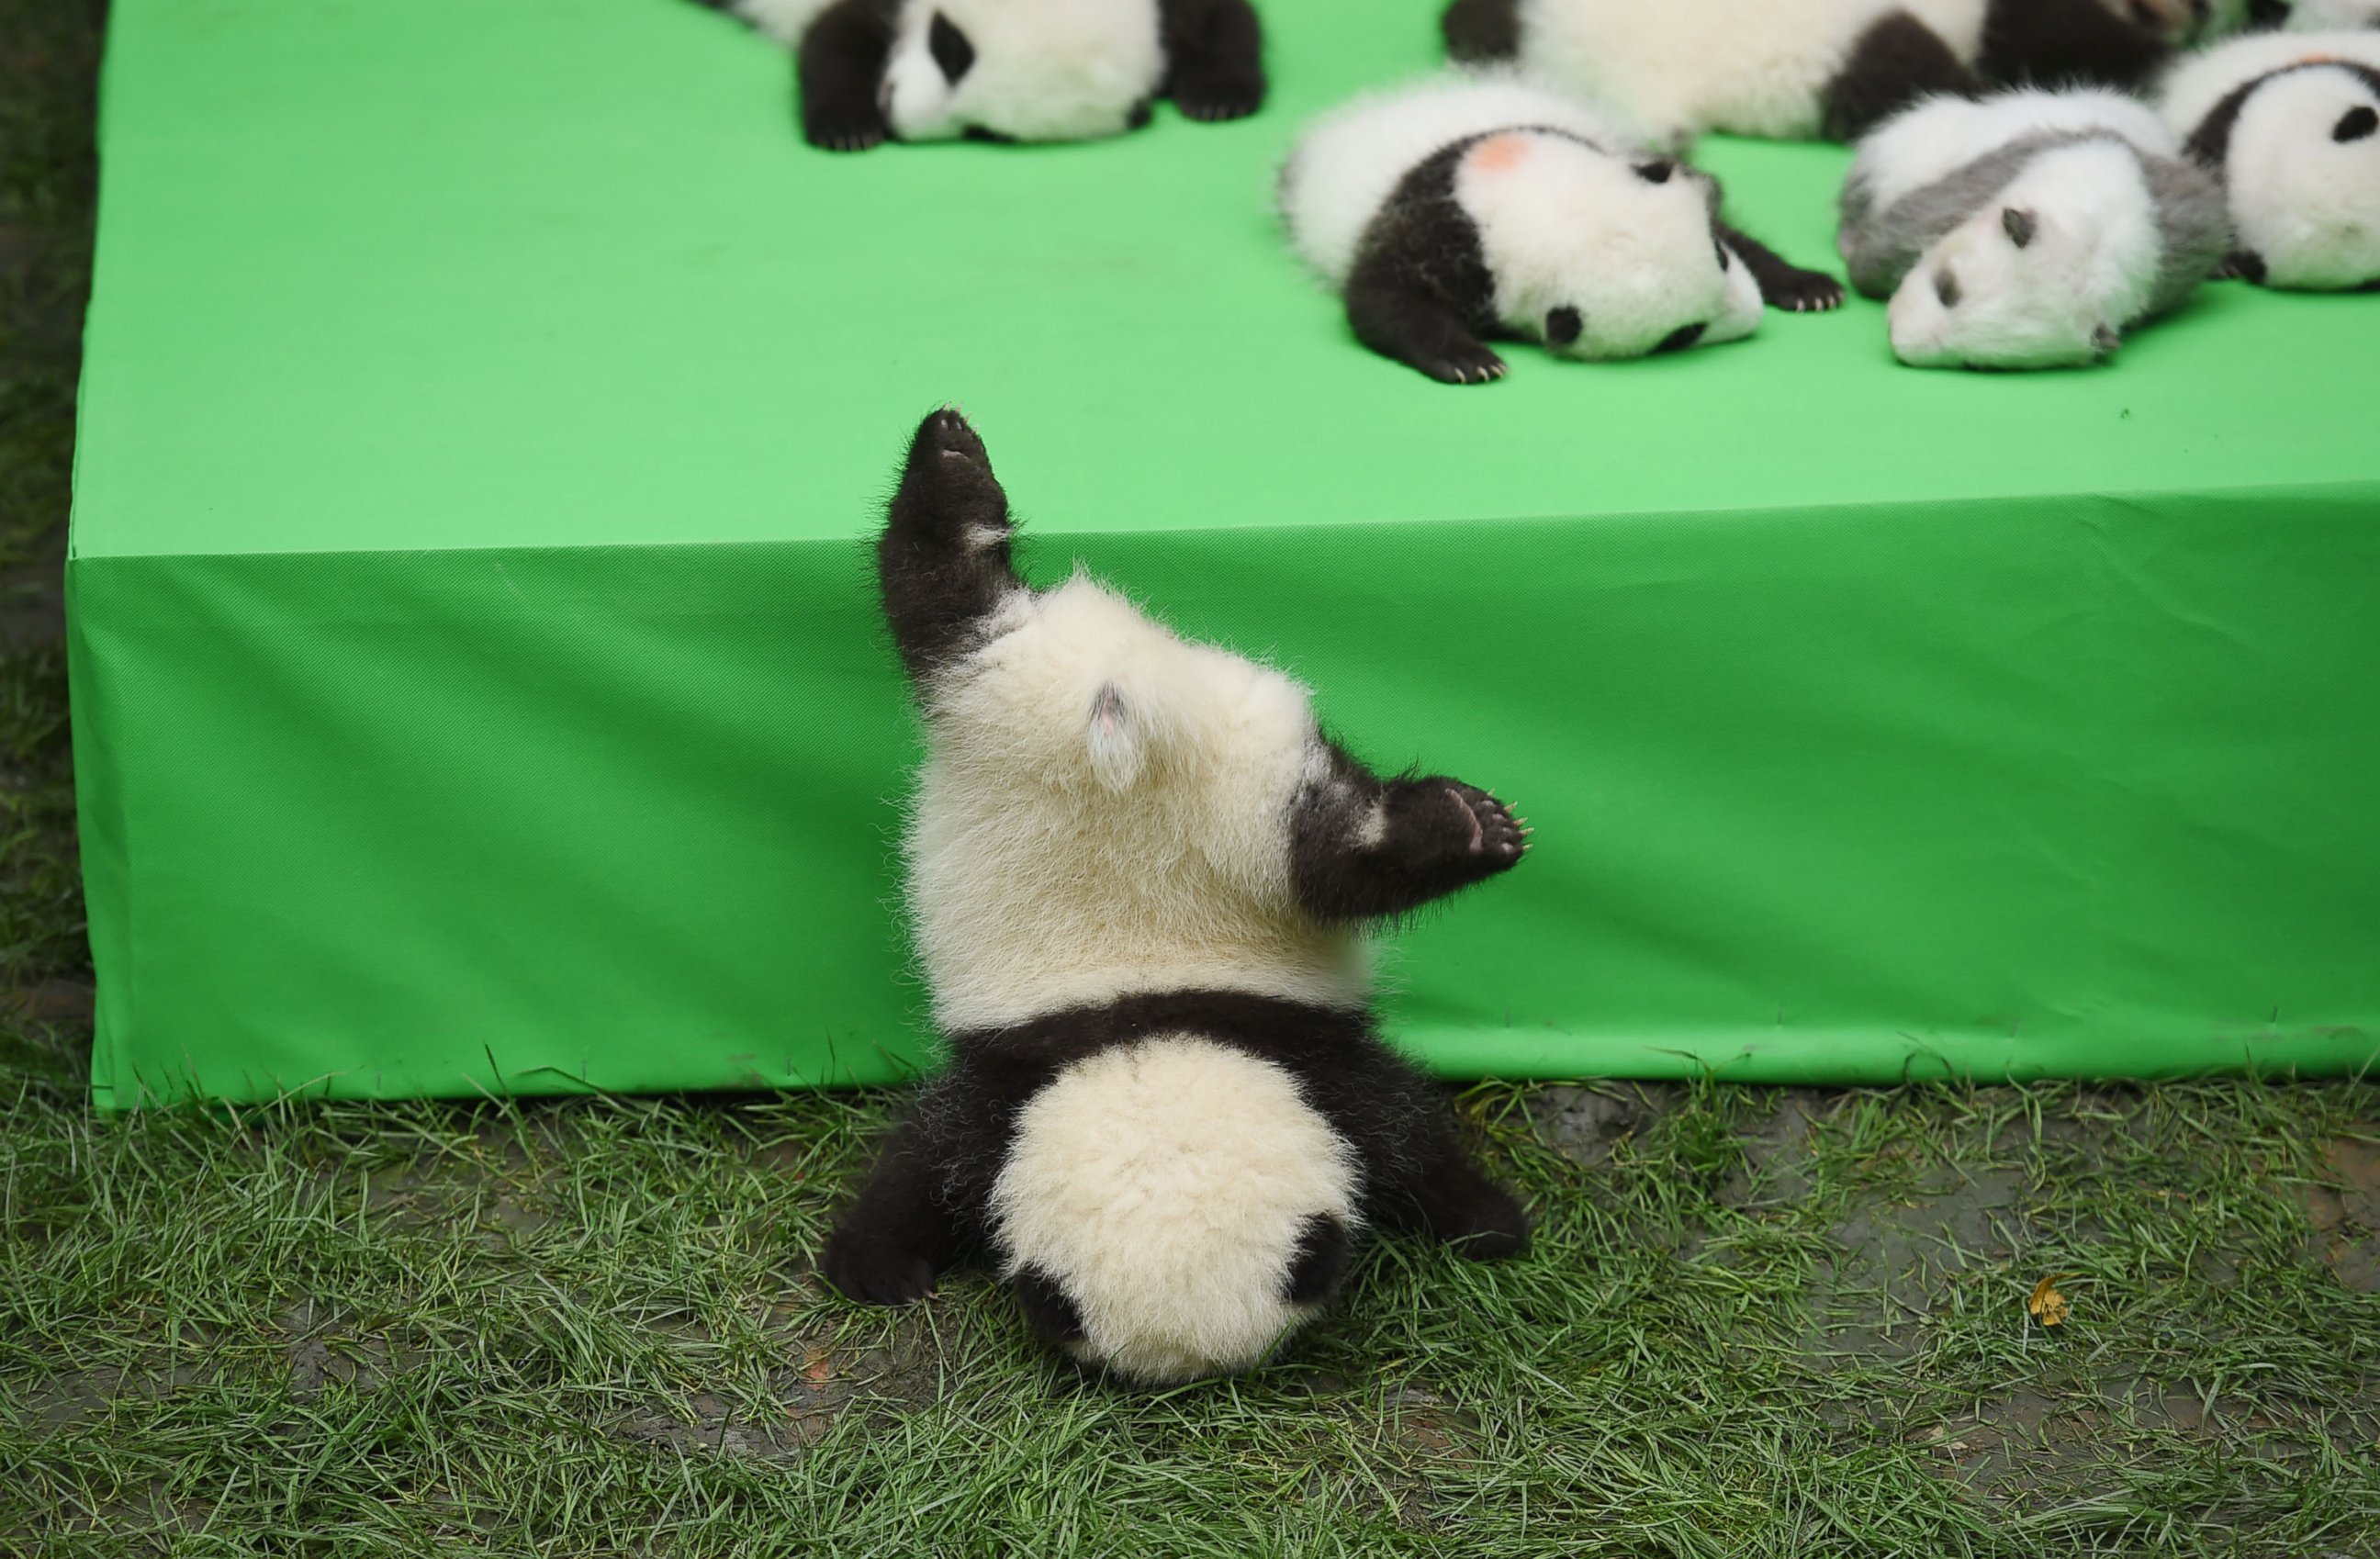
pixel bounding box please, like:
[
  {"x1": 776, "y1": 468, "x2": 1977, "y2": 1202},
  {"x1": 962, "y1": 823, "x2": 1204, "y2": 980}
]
[
  {"x1": 1806, "y1": 1161, "x2": 2026, "y2": 1363},
  {"x1": 2300, "y1": 1138, "x2": 2380, "y2": 1294},
  {"x1": 1526, "y1": 1082, "x2": 1679, "y2": 1170}
]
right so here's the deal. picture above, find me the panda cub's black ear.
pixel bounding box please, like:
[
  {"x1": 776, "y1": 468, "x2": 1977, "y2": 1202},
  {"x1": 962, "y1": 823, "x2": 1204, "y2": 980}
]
[
  {"x1": 2002, "y1": 207, "x2": 2037, "y2": 249},
  {"x1": 928, "y1": 11, "x2": 975, "y2": 85},
  {"x1": 1087, "y1": 682, "x2": 1147, "y2": 791}
]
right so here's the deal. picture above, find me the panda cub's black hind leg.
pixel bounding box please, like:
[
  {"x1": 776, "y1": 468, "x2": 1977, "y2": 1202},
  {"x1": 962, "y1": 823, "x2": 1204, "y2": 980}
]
[
  {"x1": 1158, "y1": 0, "x2": 1267, "y2": 122},
  {"x1": 797, "y1": 0, "x2": 899, "y2": 151},
  {"x1": 1716, "y1": 223, "x2": 1846, "y2": 313},
  {"x1": 876, "y1": 408, "x2": 1027, "y2": 681},
  {"x1": 1375, "y1": 1128, "x2": 1531, "y2": 1261},
  {"x1": 1012, "y1": 1267, "x2": 1087, "y2": 1346},
  {"x1": 1343, "y1": 272, "x2": 1507, "y2": 386},
  {"x1": 1820, "y1": 11, "x2": 1982, "y2": 141},
  {"x1": 820, "y1": 1110, "x2": 972, "y2": 1307}
]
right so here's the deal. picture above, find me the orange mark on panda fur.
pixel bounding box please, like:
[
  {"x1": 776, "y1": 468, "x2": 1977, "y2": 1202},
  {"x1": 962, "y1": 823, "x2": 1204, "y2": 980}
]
[{"x1": 1469, "y1": 134, "x2": 1532, "y2": 174}]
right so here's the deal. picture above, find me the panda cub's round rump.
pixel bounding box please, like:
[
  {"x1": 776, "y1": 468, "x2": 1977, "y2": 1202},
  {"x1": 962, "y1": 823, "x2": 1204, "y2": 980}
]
[{"x1": 820, "y1": 408, "x2": 1534, "y2": 1385}]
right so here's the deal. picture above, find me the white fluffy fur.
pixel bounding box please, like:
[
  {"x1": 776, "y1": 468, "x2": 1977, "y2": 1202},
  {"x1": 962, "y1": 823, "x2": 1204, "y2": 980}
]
[
  {"x1": 1279, "y1": 74, "x2": 1761, "y2": 360},
  {"x1": 1507, "y1": 0, "x2": 1992, "y2": 144},
  {"x1": 721, "y1": 0, "x2": 1163, "y2": 142},
  {"x1": 2159, "y1": 31, "x2": 2380, "y2": 288},
  {"x1": 1279, "y1": 73, "x2": 1633, "y2": 285},
  {"x1": 908, "y1": 576, "x2": 1368, "y2": 1034},
  {"x1": 881, "y1": 0, "x2": 1163, "y2": 142},
  {"x1": 990, "y1": 1037, "x2": 1360, "y2": 1384}
]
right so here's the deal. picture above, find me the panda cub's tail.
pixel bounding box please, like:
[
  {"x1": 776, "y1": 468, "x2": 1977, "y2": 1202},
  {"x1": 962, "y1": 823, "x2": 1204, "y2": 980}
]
[{"x1": 990, "y1": 1037, "x2": 1363, "y2": 1385}]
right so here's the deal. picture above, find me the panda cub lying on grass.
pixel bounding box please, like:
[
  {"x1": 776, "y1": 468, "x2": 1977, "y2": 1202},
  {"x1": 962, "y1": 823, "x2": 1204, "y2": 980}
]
[
  {"x1": 702, "y1": 0, "x2": 1264, "y2": 150},
  {"x1": 821, "y1": 409, "x2": 1532, "y2": 1385}
]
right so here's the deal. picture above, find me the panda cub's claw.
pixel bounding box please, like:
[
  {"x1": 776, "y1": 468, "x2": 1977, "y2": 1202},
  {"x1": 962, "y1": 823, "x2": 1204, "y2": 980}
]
[{"x1": 1420, "y1": 346, "x2": 1507, "y2": 386}]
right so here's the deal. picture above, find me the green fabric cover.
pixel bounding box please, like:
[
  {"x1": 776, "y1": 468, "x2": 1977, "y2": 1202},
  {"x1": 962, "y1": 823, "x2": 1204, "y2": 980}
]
[{"x1": 73, "y1": 0, "x2": 2380, "y2": 1107}]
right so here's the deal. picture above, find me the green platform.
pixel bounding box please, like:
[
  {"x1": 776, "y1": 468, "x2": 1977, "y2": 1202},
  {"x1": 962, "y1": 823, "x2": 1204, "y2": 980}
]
[{"x1": 72, "y1": 0, "x2": 2380, "y2": 1106}]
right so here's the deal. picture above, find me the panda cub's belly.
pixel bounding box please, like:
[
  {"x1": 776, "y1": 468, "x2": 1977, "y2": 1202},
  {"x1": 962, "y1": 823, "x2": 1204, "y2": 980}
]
[{"x1": 991, "y1": 1036, "x2": 1359, "y2": 1384}]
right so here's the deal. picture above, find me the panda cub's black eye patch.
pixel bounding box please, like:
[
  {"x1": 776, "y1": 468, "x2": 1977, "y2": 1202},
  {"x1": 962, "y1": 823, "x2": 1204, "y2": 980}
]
[
  {"x1": 1544, "y1": 306, "x2": 1582, "y2": 346},
  {"x1": 928, "y1": 11, "x2": 975, "y2": 84},
  {"x1": 1935, "y1": 269, "x2": 1961, "y2": 308},
  {"x1": 2337, "y1": 106, "x2": 2378, "y2": 144}
]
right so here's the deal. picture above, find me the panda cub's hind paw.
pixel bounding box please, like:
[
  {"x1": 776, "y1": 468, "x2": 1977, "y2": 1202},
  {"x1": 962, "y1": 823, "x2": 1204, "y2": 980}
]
[
  {"x1": 915, "y1": 405, "x2": 989, "y2": 467},
  {"x1": 821, "y1": 1226, "x2": 938, "y2": 1307}
]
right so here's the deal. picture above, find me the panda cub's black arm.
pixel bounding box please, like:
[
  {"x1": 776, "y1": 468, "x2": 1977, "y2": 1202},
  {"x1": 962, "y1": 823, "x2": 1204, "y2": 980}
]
[
  {"x1": 1716, "y1": 222, "x2": 1846, "y2": 314},
  {"x1": 798, "y1": 0, "x2": 900, "y2": 151},
  {"x1": 1158, "y1": 0, "x2": 1266, "y2": 122},
  {"x1": 877, "y1": 408, "x2": 1028, "y2": 683},
  {"x1": 1291, "y1": 741, "x2": 1528, "y2": 921}
]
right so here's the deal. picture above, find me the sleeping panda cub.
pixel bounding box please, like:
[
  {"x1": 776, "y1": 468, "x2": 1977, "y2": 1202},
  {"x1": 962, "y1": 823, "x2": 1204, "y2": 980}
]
[
  {"x1": 1279, "y1": 75, "x2": 1844, "y2": 384},
  {"x1": 822, "y1": 409, "x2": 1532, "y2": 1385},
  {"x1": 2159, "y1": 29, "x2": 2380, "y2": 287},
  {"x1": 1838, "y1": 88, "x2": 2230, "y2": 365},
  {"x1": 1441, "y1": 0, "x2": 2184, "y2": 145},
  {"x1": 704, "y1": 0, "x2": 1263, "y2": 150}
]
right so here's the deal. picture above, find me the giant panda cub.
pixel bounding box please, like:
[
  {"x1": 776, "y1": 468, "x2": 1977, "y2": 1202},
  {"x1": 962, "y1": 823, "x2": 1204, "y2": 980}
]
[
  {"x1": 1278, "y1": 75, "x2": 1845, "y2": 385},
  {"x1": 1838, "y1": 88, "x2": 2231, "y2": 366},
  {"x1": 703, "y1": 0, "x2": 1263, "y2": 151},
  {"x1": 821, "y1": 408, "x2": 1533, "y2": 1385},
  {"x1": 1441, "y1": 0, "x2": 2186, "y2": 145},
  {"x1": 2158, "y1": 30, "x2": 2380, "y2": 288}
]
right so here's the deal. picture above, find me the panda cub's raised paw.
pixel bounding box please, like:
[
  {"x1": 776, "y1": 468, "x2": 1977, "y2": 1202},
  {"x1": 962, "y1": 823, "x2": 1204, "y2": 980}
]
[
  {"x1": 896, "y1": 407, "x2": 1009, "y2": 534},
  {"x1": 1373, "y1": 779, "x2": 1529, "y2": 899},
  {"x1": 915, "y1": 405, "x2": 991, "y2": 467}
]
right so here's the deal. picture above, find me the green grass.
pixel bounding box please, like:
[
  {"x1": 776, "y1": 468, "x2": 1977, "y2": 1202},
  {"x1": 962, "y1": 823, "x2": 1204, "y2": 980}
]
[{"x1": 2, "y1": 4, "x2": 2376, "y2": 1553}]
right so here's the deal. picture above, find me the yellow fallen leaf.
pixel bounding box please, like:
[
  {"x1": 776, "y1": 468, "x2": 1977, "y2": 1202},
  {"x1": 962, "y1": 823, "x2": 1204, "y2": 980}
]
[{"x1": 2026, "y1": 1273, "x2": 2074, "y2": 1327}]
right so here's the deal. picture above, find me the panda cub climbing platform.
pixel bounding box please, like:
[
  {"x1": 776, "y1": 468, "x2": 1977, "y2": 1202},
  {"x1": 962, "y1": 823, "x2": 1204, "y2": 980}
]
[
  {"x1": 1838, "y1": 88, "x2": 2232, "y2": 367},
  {"x1": 1441, "y1": 0, "x2": 2185, "y2": 145},
  {"x1": 2158, "y1": 29, "x2": 2380, "y2": 288},
  {"x1": 1278, "y1": 76, "x2": 1844, "y2": 385},
  {"x1": 705, "y1": 0, "x2": 1264, "y2": 150},
  {"x1": 822, "y1": 408, "x2": 1532, "y2": 1385}
]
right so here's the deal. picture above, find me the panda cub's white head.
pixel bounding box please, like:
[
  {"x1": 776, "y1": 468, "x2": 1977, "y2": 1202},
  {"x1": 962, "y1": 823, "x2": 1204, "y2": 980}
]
[
  {"x1": 879, "y1": 0, "x2": 1166, "y2": 143},
  {"x1": 1458, "y1": 130, "x2": 1763, "y2": 359},
  {"x1": 1885, "y1": 140, "x2": 2159, "y2": 368},
  {"x1": 2218, "y1": 63, "x2": 2380, "y2": 288}
]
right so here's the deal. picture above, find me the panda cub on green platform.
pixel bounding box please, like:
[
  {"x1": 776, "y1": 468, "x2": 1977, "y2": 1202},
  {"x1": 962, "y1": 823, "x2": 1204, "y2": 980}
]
[
  {"x1": 1838, "y1": 87, "x2": 2230, "y2": 366},
  {"x1": 1279, "y1": 74, "x2": 1843, "y2": 384},
  {"x1": 821, "y1": 409, "x2": 1532, "y2": 1385},
  {"x1": 703, "y1": 0, "x2": 1263, "y2": 150}
]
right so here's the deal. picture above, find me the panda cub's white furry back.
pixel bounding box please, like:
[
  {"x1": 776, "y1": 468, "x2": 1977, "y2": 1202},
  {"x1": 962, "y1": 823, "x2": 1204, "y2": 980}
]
[
  {"x1": 1279, "y1": 74, "x2": 1843, "y2": 384},
  {"x1": 2158, "y1": 30, "x2": 2380, "y2": 288},
  {"x1": 822, "y1": 409, "x2": 1534, "y2": 1385},
  {"x1": 1439, "y1": 0, "x2": 2183, "y2": 145},
  {"x1": 1839, "y1": 88, "x2": 2231, "y2": 366},
  {"x1": 702, "y1": 0, "x2": 1264, "y2": 151}
]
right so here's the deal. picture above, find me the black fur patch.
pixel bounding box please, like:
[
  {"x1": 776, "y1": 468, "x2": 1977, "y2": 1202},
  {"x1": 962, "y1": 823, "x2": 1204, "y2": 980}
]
[
  {"x1": 927, "y1": 11, "x2": 974, "y2": 84},
  {"x1": 875, "y1": 408, "x2": 1025, "y2": 684},
  {"x1": 1978, "y1": 0, "x2": 2172, "y2": 94},
  {"x1": 1159, "y1": 0, "x2": 1267, "y2": 121},
  {"x1": 796, "y1": 0, "x2": 903, "y2": 151},
  {"x1": 1633, "y1": 158, "x2": 1676, "y2": 184},
  {"x1": 1342, "y1": 140, "x2": 1507, "y2": 383},
  {"x1": 1655, "y1": 321, "x2": 1708, "y2": 353},
  {"x1": 1822, "y1": 10, "x2": 1983, "y2": 141},
  {"x1": 1936, "y1": 267, "x2": 1962, "y2": 308},
  {"x1": 1282, "y1": 1215, "x2": 1352, "y2": 1305},
  {"x1": 2339, "y1": 105, "x2": 2379, "y2": 143},
  {"x1": 2184, "y1": 61, "x2": 2380, "y2": 168},
  {"x1": 2215, "y1": 248, "x2": 2268, "y2": 284},
  {"x1": 1544, "y1": 306, "x2": 1582, "y2": 347},
  {"x1": 1441, "y1": 0, "x2": 1521, "y2": 62},
  {"x1": 1013, "y1": 1266, "x2": 1086, "y2": 1343},
  {"x1": 1290, "y1": 737, "x2": 1526, "y2": 920},
  {"x1": 1714, "y1": 222, "x2": 1847, "y2": 312},
  {"x1": 2002, "y1": 206, "x2": 2037, "y2": 248}
]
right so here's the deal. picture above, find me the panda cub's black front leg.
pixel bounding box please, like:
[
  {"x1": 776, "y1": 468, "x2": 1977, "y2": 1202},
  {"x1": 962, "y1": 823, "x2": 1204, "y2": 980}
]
[
  {"x1": 1158, "y1": 0, "x2": 1267, "y2": 121},
  {"x1": 877, "y1": 408, "x2": 1028, "y2": 682},
  {"x1": 1716, "y1": 223, "x2": 1846, "y2": 313},
  {"x1": 798, "y1": 0, "x2": 899, "y2": 151},
  {"x1": 1292, "y1": 742, "x2": 1528, "y2": 921}
]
